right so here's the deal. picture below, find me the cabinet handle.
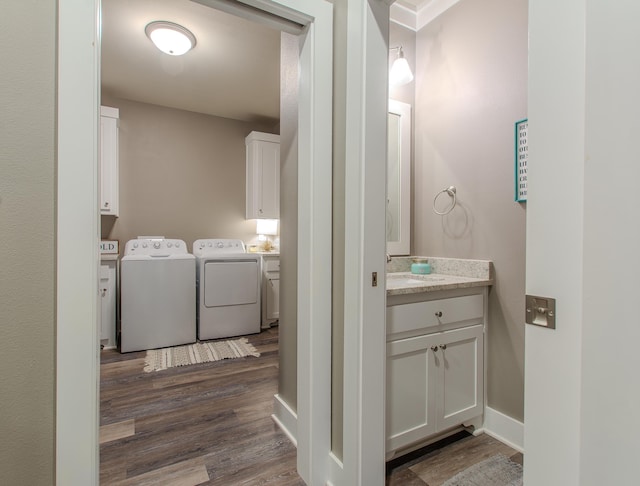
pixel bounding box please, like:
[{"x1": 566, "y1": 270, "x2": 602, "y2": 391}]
[
  {"x1": 101, "y1": 289, "x2": 107, "y2": 297},
  {"x1": 435, "y1": 311, "x2": 443, "y2": 318},
  {"x1": 430, "y1": 346, "x2": 438, "y2": 352},
  {"x1": 104, "y1": 201, "x2": 109, "y2": 207},
  {"x1": 439, "y1": 344, "x2": 447, "y2": 350}
]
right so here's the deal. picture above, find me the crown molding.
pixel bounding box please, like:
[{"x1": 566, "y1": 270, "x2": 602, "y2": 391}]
[
  {"x1": 390, "y1": 2, "x2": 417, "y2": 31},
  {"x1": 416, "y1": 0, "x2": 461, "y2": 29},
  {"x1": 390, "y1": 0, "x2": 462, "y2": 31}
]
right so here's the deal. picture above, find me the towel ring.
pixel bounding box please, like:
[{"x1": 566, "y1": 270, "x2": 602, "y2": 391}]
[{"x1": 433, "y1": 186, "x2": 457, "y2": 215}]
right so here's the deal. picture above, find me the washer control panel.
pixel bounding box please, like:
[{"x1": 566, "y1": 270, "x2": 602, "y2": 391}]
[
  {"x1": 193, "y1": 239, "x2": 246, "y2": 257},
  {"x1": 124, "y1": 238, "x2": 188, "y2": 256}
]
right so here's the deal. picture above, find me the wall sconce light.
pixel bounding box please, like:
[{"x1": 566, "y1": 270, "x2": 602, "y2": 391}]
[
  {"x1": 145, "y1": 21, "x2": 197, "y2": 56},
  {"x1": 256, "y1": 219, "x2": 278, "y2": 251},
  {"x1": 389, "y1": 46, "x2": 414, "y2": 87}
]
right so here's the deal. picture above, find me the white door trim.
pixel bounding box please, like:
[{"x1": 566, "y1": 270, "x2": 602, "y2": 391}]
[
  {"x1": 56, "y1": 0, "x2": 332, "y2": 484},
  {"x1": 340, "y1": 1, "x2": 389, "y2": 485},
  {"x1": 56, "y1": 0, "x2": 101, "y2": 484}
]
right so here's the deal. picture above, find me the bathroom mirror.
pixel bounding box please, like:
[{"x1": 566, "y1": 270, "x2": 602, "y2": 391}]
[{"x1": 387, "y1": 99, "x2": 411, "y2": 255}]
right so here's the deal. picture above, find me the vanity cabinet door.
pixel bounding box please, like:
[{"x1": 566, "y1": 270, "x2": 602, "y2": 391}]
[
  {"x1": 436, "y1": 324, "x2": 484, "y2": 431},
  {"x1": 386, "y1": 333, "x2": 439, "y2": 454},
  {"x1": 386, "y1": 324, "x2": 484, "y2": 455}
]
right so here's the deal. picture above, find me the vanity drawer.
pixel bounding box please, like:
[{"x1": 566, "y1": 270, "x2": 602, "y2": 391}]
[{"x1": 387, "y1": 294, "x2": 483, "y2": 336}]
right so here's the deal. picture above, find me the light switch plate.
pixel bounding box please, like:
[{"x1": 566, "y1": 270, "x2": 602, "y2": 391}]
[{"x1": 525, "y1": 294, "x2": 556, "y2": 329}]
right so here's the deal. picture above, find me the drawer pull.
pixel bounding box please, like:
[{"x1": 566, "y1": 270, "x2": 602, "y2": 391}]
[{"x1": 435, "y1": 311, "x2": 443, "y2": 318}]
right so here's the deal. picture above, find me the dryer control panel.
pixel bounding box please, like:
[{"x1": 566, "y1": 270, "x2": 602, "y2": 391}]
[
  {"x1": 193, "y1": 239, "x2": 246, "y2": 257},
  {"x1": 124, "y1": 238, "x2": 188, "y2": 256}
]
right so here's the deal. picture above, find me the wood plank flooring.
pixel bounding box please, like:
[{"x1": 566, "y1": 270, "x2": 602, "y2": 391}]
[
  {"x1": 386, "y1": 431, "x2": 523, "y2": 485},
  {"x1": 100, "y1": 327, "x2": 303, "y2": 486},
  {"x1": 101, "y1": 327, "x2": 522, "y2": 485}
]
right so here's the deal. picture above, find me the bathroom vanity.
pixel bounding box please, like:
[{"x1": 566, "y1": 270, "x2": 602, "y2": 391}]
[{"x1": 386, "y1": 257, "x2": 493, "y2": 459}]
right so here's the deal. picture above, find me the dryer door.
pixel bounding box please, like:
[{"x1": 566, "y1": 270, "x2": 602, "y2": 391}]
[{"x1": 204, "y1": 260, "x2": 259, "y2": 307}]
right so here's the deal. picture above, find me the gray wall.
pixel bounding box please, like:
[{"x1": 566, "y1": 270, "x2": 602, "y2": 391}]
[
  {"x1": 101, "y1": 94, "x2": 275, "y2": 249},
  {"x1": 278, "y1": 32, "x2": 299, "y2": 409},
  {"x1": 0, "y1": 2, "x2": 56, "y2": 483},
  {"x1": 414, "y1": 0, "x2": 528, "y2": 421}
]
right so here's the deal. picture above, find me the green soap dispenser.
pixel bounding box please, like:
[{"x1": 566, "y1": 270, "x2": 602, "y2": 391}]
[{"x1": 411, "y1": 257, "x2": 431, "y2": 275}]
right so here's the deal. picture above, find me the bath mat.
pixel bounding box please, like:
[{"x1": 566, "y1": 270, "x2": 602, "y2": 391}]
[
  {"x1": 144, "y1": 338, "x2": 260, "y2": 372},
  {"x1": 442, "y1": 454, "x2": 523, "y2": 486}
]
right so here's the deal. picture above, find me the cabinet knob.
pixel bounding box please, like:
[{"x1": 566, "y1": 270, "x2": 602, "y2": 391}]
[
  {"x1": 430, "y1": 346, "x2": 438, "y2": 352},
  {"x1": 104, "y1": 201, "x2": 109, "y2": 207},
  {"x1": 439, "y1": 344, "x2": 447, "y2": 350},
  {"x1": 435, "y1": 311, "x2": 443, "y2": 318}
]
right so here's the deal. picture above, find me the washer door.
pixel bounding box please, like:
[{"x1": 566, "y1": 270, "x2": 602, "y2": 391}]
[{"x1": 204, "y1": 260, "x2": 259, "y2": 307}]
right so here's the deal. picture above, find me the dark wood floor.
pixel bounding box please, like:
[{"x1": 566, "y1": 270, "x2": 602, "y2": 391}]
[
  {"x1": 100, "y1": 327, "x2": 303, "y2": 485},
  {"x1": 386, "y1": 432, "x2": 523, "y2": 485},
  {"x1": 100, "y1": 327, "x2": 521, "y2": 485}
]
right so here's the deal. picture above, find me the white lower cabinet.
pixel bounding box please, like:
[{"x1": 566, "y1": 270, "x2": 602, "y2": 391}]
[
  {"x1": 266, "y1": 276, "x2": 279, "y2": 321},
  {"x1": 386, "y1": 292, "x2": 485, "y2": 456},
  {"x1": 100, "y1": 259, "x2": 117, "y2": 349},
  {"x1": 261, "y1": 255, "x2": 280, "y2": 328}
]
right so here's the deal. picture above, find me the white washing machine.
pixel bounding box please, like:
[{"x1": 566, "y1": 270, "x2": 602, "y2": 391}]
[
  {"x1": 193, "y1": 239, "x2": 261, "y2": 340},
  {"x1": 120, "y1": 237, "x2": 196, "y2": 352}
]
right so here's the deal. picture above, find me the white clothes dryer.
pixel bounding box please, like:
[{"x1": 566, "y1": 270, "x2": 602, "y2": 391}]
[
  {"x1": 120, "y1": 238, "x2": 196, "y2": 352},
  {"x1": 193, "y1": 239, "x2": 261, "y2": 340}
]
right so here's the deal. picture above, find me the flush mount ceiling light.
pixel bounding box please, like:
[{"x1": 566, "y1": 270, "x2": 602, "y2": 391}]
[
  {"x1": 145, "y1": 21, "x2": 196, "y2": 56},
  {"x1": 389, "y1": 46, "x2": 414, "y2": 87}
]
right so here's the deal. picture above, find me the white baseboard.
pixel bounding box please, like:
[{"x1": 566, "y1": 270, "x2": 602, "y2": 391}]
[
  {"x1": 482, "y1": 407, "x2": 524, "y2": 453},
  {"x1": 272, "y1": 394, "x2": 297, "y2": 447}
]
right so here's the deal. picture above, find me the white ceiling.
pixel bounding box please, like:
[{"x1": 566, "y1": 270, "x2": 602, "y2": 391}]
[{"x1": 101, "y1": 0, "x2": 282, "y2": 124}]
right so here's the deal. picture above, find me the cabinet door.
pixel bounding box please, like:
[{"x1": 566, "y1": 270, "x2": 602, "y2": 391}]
[
  {"x1": 100, "y1": 109, "x2": 119, "y2": 216},
  {"x1": 266, "y1": 276, "x2": 280, "y2": 320},
  {"x1": 246, "y1": 139, "x2": 280, "y2": 219},
  {"x1": 386, "y1": 333, "x2": 438, "y2": 453},
  {"x1": 436, "y1": 325, "x2": 484, "y2": 431},
  {"x1": 100, "y1": 262, "x2": 116, "y2": 344},
  {"x1": 257, "y1": 141, "x2": 280, "y2": 218}
]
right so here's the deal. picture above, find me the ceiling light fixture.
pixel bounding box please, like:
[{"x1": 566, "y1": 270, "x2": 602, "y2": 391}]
[
  {"x1": 389, "y1": 46, "x2": 414, "y2": 87},
  {"x1": 145, "y1": 21, "x2": 196, "y2": 56}
]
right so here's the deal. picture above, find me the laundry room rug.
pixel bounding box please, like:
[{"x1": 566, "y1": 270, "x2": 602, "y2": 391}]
[
  {"x1": 143, "y1": 338, "x2": 260, "y2": 372},
  {"x1": 442, "y1": 454, "x2": 523, "y2": 486}
]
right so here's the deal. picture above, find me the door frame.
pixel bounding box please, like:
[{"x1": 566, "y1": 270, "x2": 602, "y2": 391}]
[
  {"x1": 56, "y1": 0, "x2": 333, "y2": 484},
  {"x1": 337, "y1": 1, "x2": 390, "y2": 485}
]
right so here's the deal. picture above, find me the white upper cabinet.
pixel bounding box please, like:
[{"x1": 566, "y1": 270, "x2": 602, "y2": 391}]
[
  {"x1": 245, "y1": 131, "x2": 280, "y2": 219},
  {"x1": 100, "y1": 106, "x2": 119, "y2": 216}
]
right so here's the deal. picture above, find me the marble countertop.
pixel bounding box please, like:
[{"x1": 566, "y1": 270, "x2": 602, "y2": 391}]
[{"x1": 386, "y1": 256, "x2": 493, "y2": 296}]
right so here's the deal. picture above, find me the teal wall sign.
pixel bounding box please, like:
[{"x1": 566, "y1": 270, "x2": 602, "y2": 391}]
[{"x1": 515, "y1": 119, "x2": 528, "y2": 202}]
